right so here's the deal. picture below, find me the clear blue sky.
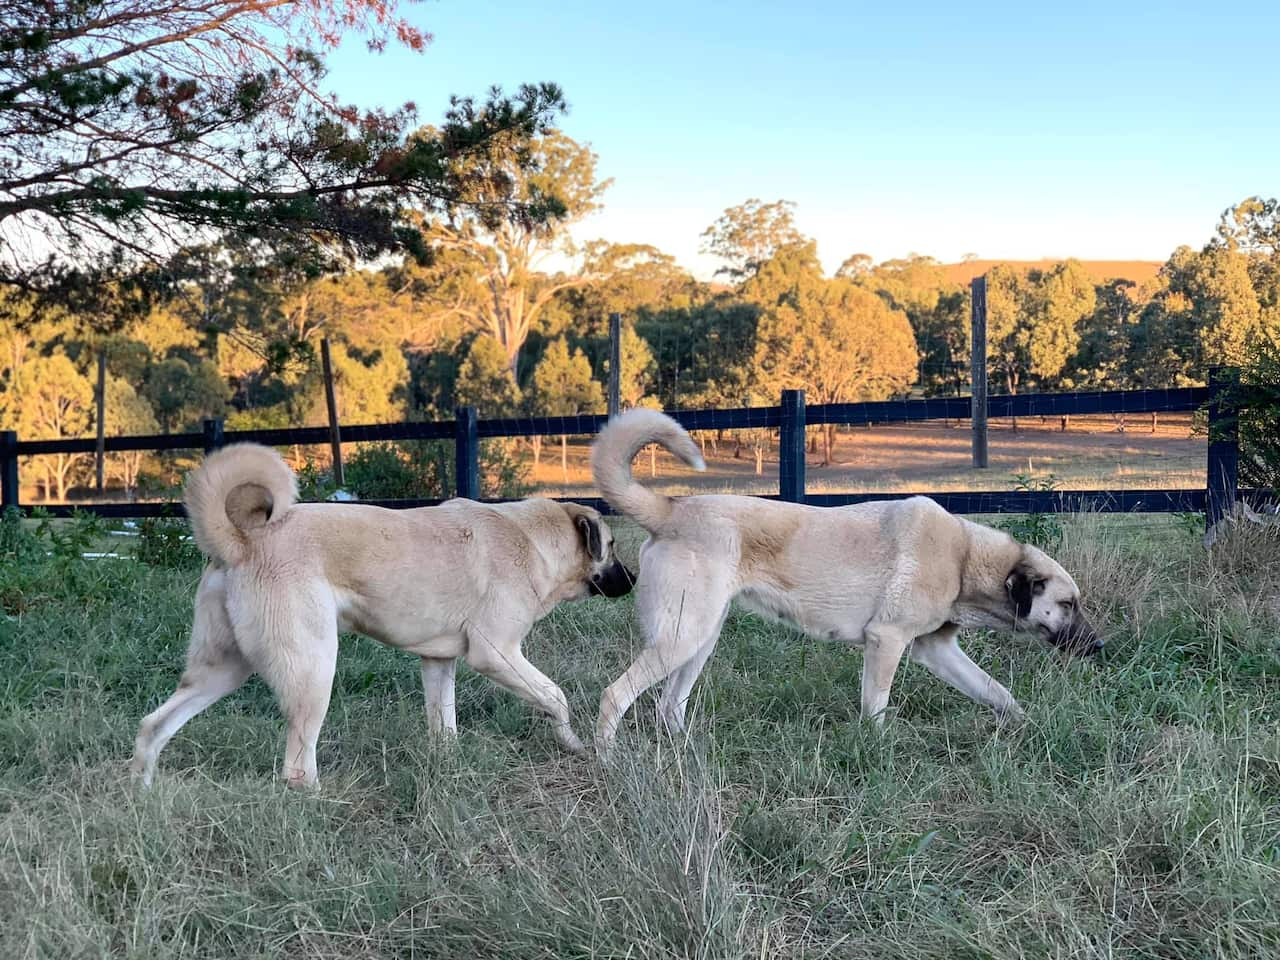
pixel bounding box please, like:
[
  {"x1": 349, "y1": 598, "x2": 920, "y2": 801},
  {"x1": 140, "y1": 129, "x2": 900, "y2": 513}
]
[{"x1": 327, "y1": 0, "x2": 1280, "y2": 278}]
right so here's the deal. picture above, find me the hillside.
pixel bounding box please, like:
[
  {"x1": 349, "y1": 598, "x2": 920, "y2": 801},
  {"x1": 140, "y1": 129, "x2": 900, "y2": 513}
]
[{"x1": 941, "y1": 259, "x2": 1164, "y2": 286}]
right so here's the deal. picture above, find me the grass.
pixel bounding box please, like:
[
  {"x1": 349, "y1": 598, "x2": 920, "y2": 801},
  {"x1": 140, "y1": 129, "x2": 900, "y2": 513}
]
[{"x1": 2, "y1": 511, "x2": 1280, "y2": 958}]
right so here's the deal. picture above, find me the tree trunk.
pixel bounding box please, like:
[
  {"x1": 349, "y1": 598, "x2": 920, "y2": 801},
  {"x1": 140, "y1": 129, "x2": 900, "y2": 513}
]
[
  {"x1": 649, "y1": 443, "x2": 657, "y2": 478},
  {"x1": 55, "y1": 454, "x2": 71, "y2": 502},
  {"x1": 560, "y1": 434, "x2": 568, "y2": 485},
  {"x1": 754, "y1": 445, "x2": 764, "y2": 476},
  {"x1": 531, "y1": 435, "x2": 542, "y2": 472},
  {"x1": 822, "y1": 424, "x2": 832, "y2": 467}
]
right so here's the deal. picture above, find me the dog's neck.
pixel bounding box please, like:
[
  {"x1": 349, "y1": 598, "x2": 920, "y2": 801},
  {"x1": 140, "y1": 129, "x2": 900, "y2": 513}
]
[{"x1": 951, "y1": 519, "x2": 1021, "y2": 632}]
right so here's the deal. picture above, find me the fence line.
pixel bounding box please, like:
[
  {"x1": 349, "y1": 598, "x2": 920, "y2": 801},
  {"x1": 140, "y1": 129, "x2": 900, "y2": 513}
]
[{"x1": 0, "y1": 372, "x2": 1264, "y2": 526}]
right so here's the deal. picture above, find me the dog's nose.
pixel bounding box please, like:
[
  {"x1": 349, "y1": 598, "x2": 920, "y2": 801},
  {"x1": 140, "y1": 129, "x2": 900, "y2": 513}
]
[{"x1": 1086, "y1": 637, "x2": 1105, "y2": 657}]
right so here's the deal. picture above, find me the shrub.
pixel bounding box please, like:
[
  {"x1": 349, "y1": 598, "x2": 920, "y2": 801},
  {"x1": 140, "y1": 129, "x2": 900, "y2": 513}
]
[
  {"x1": 1233, "y1": 341, "x2": 1280, "y2": 493},
  {"x1": 306, "y1": 439, "x2": 531, "y2": 502}
]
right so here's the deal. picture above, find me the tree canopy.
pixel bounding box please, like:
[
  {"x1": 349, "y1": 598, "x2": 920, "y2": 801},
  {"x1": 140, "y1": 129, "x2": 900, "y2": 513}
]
[{"x1": 0, "y1": 0, "x2": 566, "y2": 316}]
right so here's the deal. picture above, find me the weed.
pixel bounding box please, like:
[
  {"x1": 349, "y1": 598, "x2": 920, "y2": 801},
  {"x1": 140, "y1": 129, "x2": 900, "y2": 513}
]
[
  {"x1": 997, "y1": 472, "x2": 1065, "y2": 549},
  {"x1": 134, "y1": 515, "x2": 202, "y2": 568}
]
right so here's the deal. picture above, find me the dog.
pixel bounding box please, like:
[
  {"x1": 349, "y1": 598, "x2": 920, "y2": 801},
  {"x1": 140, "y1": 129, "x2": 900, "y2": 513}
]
[
  {"x1": 590, "y1": 409, "x2": 1101, "y2": 752},
  {"x1": 129, "y1": 443, "x2": 633, "y2": 787}
]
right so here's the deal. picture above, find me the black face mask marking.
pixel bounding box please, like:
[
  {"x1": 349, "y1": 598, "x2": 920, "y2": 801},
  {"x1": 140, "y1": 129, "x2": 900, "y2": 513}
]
[
  {"x1": 589, "y1": 560, "x2": 635, "y2": 598},
  {"x1": 1049, "y1": 611, "x2": 1105, "y2": 657}
]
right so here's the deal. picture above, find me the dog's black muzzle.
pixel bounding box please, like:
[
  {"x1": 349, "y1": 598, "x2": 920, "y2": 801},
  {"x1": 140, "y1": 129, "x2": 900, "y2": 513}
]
[
  {"x1": 1049, "y1": 612, "x2": 1104, "y2": 658},
  {"x1": 589, "y1": 561, "x2": 635, "y2": 599}
]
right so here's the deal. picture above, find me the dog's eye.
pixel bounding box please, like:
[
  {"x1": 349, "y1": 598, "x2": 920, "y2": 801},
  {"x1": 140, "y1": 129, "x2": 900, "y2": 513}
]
[{"x1": 1059, "y1": 599, "x2": 1075, "y2": 611}]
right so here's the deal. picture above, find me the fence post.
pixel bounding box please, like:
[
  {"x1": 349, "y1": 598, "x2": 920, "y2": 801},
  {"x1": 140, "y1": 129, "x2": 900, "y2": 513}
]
[
  {"x1": 779, "y1": 389, "x2": 806, "y2": 503},
  {"x1": 95, "y1": 351, "x2": 107, "y2": 492},
  {"x1": 1206, "y1": 366, "x2": 1240, "y2": 533},
  {"x1": 0, "y1": 430, "x2": 18, "y2": 510},
  {"x1": 320, "y1": 337, "x2": 345, "y2": 488},
  {"x1": 608, "y1": 312, "x2": 622, "y2": 418},
  {"x1": 202, "y1": 418, "x2": 225, "y2": 455},
  {"x1": 970, "y1": 275, "x2": 989, "y2": 468},
  {"x1": 455, "y1": 406, "x2": 479, "y2": 500}
]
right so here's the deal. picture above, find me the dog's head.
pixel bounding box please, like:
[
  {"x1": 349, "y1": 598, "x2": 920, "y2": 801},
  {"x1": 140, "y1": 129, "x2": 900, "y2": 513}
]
[
  {"x1": 561, "y1": 503, "x2": 634, "y2": 599},
  {"x1": 1005, "y1": 545, "x2": 1103, "y2": 657}
]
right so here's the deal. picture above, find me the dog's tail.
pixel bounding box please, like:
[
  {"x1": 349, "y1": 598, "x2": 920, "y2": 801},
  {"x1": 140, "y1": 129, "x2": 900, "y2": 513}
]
[
  {"x1": 184, "y1": 443, "x2": 297, "y2": 567},
  {"x1": 591, "y1": 408, "x2": 705, "y2": 534}
]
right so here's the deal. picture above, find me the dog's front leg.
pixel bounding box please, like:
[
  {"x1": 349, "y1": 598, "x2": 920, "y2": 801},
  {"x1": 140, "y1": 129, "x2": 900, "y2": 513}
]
[
  {"x1": 465, "y1": 625, "x2": 586, "y2": 756},
  {"x1": 908, "y1": 625, "x2": 1025, "y2": 722},
  {"x1": 420, "y1": 656, "x2": 458, "y2": 737},
  {"x1": 860, "y1": 626, "x2": 910, "y2": 725}
]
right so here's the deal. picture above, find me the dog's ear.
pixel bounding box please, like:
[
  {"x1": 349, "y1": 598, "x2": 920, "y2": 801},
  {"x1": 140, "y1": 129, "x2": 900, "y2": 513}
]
[
  {"x1": 576, "y1": 515, "x2": 606, "y2": 563},
  {"x1": 1004, "y1": 563, "x2": 1045, "y2": 619}
]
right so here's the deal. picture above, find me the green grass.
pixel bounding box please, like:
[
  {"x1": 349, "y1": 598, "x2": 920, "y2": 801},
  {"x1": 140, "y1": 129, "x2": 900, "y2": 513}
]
[{"x1": 2, "y1": 513, "x2": 1279, "y2": 958}]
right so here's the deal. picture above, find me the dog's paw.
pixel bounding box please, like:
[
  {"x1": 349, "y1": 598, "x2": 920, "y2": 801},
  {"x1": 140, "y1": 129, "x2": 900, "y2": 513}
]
[
  {"x1": 127, "y1": 757, "x2": 154, "y2": 789},
  {"x1": 994, "y1": 703, "x2": 1028, "y2": 728},
  {"x1": 280, "y1": 772, "x2": 321, "y2": 793}
]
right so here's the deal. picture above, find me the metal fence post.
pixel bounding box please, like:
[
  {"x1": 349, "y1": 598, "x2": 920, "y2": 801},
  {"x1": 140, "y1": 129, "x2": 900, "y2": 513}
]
[
  {"x1": 0, "y1": 430, "x2": 18, "y2": 510},
  {"x1": 202, "y1": 418, "x2": 225, "y2": 454},
  {"x1": 1206, "y1": 366, "x2": 1240, "y2": 532},
  {"x1": 455, "y1": 406, "x2": 479, "y2": 500},
  {"x1": 779, "y1": 389, "x2": 806, "y2": 503}
]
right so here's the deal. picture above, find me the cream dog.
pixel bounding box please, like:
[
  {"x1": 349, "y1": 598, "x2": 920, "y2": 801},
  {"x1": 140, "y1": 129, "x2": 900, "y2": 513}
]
[
  {"x1": 130, "y1": 443, "x2": 632, "y2": 787},
  {"x1": 590, "y1": 409, "x2": 1101, "y2": 751}
]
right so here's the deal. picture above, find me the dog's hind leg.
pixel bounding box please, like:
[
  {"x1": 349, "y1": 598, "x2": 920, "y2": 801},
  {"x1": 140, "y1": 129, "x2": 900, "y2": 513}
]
[
  {"x1": 909, "y1": 625, "x2": 1024, "y2": 721},
  {"x1": 597, "y1": 580, "x2": 731, "y2": 754},
  {"x1": 656, "y1": 605, "x2": 729, "y2": 735},
  {"x1": 420, "y1": 656, "x2": 458, "y2": 736},
  {"x1": 129, "y1": 568, "x2": 251, "y2": 786},
  {"x1": 860, "y1": 625, "x2": 911, "y2": 725},
  {"x1": 254, "y1": 591, "x2": 339, "y2": 788},
  {"x1": 465, "y1": 624, "x2": 586, "y2": 755}
]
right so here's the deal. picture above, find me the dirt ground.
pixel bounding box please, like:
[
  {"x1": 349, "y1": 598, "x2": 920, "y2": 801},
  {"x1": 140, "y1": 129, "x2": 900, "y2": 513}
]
[{"x1": 528, "y1": 413, "x2": 1206, "y2": 498}]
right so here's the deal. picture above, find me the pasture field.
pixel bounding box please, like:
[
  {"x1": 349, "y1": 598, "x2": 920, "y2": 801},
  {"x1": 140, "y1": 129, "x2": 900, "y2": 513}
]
[
  {"x1": 1, "y1": 510, "x2": 1279, "y2": 959},
  {"x1": 526, "y1": 414, "x2": 1205, "y2": 499}
]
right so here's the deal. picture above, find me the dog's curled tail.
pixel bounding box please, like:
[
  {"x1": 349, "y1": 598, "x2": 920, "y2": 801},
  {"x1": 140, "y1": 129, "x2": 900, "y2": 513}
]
[
  {"x1": 184, "y1": 443, "x2": 297, "y2": 567},
  {"x1": 591, "y1": 408, "x2": 705, "y2": 534}
]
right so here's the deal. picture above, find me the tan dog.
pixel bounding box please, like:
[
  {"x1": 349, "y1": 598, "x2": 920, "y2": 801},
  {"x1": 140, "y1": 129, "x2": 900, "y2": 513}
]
[
  {"x1": 590, "y1": 409, "x2": 1101, "y2": 752},
  {"x1": 130, "y1": 443, "x2": 633, "y2": 787}
]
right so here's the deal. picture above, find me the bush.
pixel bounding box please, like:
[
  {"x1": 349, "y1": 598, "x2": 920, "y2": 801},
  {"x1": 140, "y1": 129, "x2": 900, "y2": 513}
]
[
  {"x1": 1233, "y1": 342, "x2": 1280, "y2": 493},
  {"x1": 344, "y1": 442, "x2": 445, "y2": 501},
  {"x1": 305, "y1": 439, "x2": 531, "y2": 502}
]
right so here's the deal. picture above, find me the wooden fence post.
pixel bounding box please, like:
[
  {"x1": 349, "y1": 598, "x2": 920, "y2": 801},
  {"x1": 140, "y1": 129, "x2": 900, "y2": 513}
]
[
  {"x1": 1206, "y1": 366, "x2": 1240, "y2": 533},
  {"x1": 95, "y1": 352, "x2": 107, "y2": 492},
  {"x1": 970, "y1": 276, "x2": 989, "y2": 468},
  {"x1": 608, "y1": 312, "x2": 622, "y2": 418},
  {"x1": 0, "y1": 430, "x2": 18, "y2": 510},
  {"x1": 455, "y1": 406, "x2": 479, "y2": 500},
  {"x1": 202, "y1": 418, "x2": 225, "y2": 455},
  {"x1": 320, "y1": 337, "x2": 345, "y2": 487},
  {"x1": 779, "y1": 389, "x2": 806, "y2": 503}
]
